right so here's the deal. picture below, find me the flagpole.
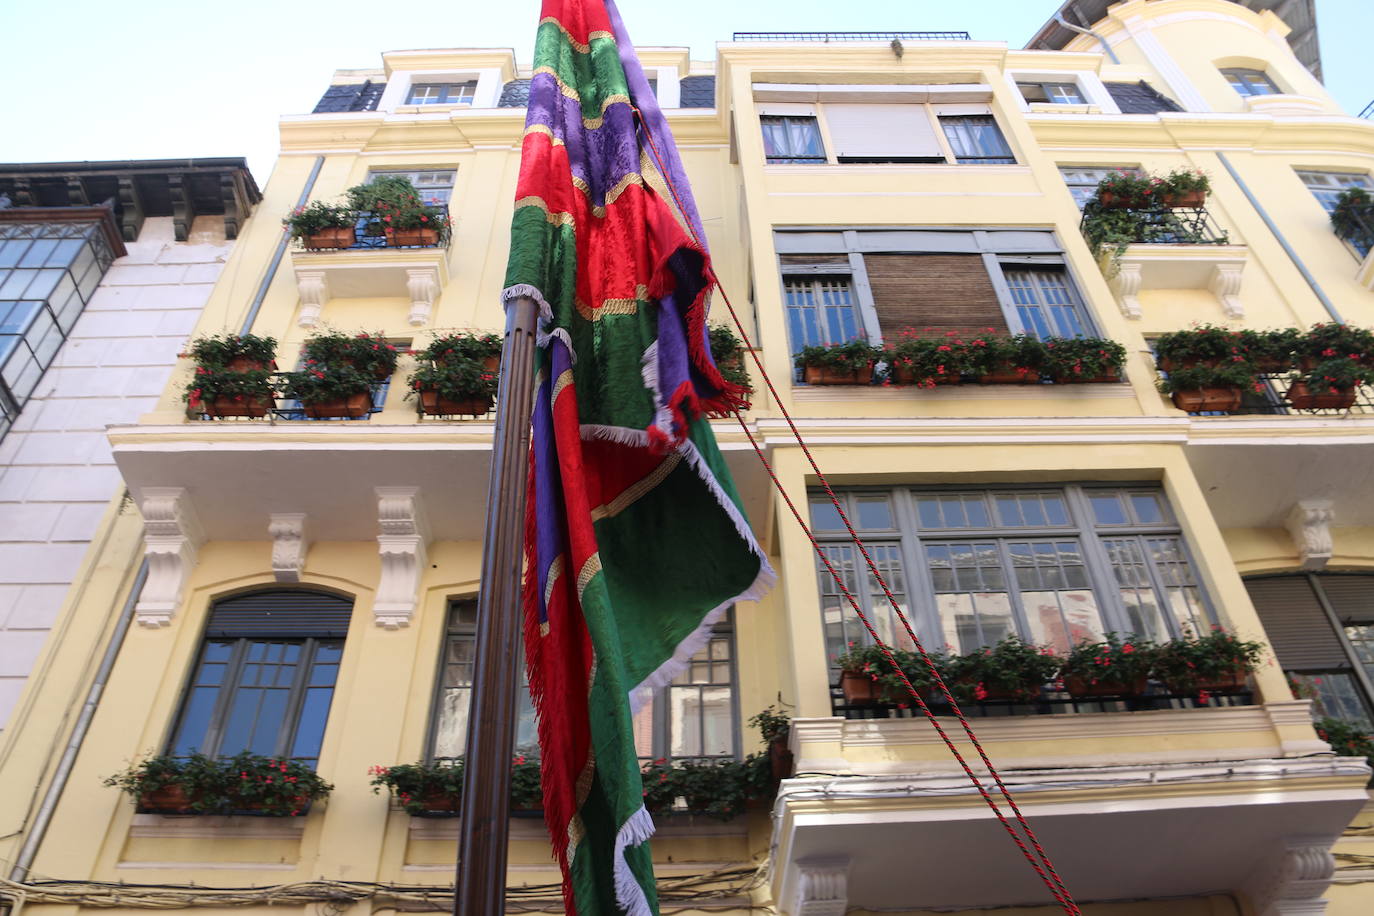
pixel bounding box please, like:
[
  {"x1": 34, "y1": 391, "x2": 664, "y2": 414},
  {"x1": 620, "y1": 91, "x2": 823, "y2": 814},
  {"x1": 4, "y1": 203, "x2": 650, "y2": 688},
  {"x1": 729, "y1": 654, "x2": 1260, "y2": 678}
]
[{"x1": 455, "y1": 294, "x2": 539, "y2": 916}]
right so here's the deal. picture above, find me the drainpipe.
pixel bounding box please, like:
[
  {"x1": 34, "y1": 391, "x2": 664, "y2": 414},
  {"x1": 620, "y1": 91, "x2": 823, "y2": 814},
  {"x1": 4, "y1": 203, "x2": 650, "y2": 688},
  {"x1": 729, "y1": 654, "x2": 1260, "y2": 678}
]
[
  {"x1": 7, "y1": 558, "x2": 149, "y2": 885},
  {"x1": 1216, "y1": 152, "x2": 1344, "y2": 323},
  {"x1": 238, "y1": 156, "x2": 325, "y2": 335},
  {"x1": 1053, "y1": 10, "x2": 1120, "y2": 65}
]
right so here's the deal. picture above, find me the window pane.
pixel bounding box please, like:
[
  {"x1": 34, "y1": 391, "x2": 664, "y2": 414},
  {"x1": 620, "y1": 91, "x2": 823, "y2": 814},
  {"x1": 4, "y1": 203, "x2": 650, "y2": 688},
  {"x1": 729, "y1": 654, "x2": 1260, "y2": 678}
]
[
  {"x1": 785, "y1": 276, "x2": 857, "y2": 352},
  {"x1": 1101, "y1": 538, "x2": 1172, "y2": 642},
  {"x1": 1090, "y1": 493, "x2": 1128, "y2": 526},
  {"x1": 940, "y1": 116, "x2": 1013, "y2": 164},
  {"x1": 171, "y1": 687, "x2": 221, "y2": 755},
  {"x1": 761, "y1": 116, "x2": 825, "y2": 163},
  {"x1": 1009, "y1": 540, "x2": 1104, "y2": 654},
  {"x1": 927, "y1": 540, "x2": 1013, "y2": 652},
  {"x1": 856, "y1": 496, "x2": 893, "y2": 530},
  {"x1": 1290, "y1": 672, "x2": 1371, "y2": 727},
  {"x1": 1147, "y1": 537, "x2": 1208, "y2": 634},
  {"x1": 810, "y1": 498, "x2": 845, "y2": 531}
]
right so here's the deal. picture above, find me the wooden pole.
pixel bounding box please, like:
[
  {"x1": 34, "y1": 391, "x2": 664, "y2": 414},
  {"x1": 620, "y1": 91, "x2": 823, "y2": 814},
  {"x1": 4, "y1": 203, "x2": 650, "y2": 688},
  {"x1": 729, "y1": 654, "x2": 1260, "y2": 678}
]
[{"x1": 455, "y1": 295, "x2": 540, "y2": 916}]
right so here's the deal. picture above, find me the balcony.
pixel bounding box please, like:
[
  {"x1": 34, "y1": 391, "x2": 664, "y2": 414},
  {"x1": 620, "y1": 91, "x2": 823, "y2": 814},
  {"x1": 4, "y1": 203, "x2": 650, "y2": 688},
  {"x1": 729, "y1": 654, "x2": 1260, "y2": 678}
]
[
  {"x1": 289, "y1": 208, "x2": 452, "y2": 328},
  {"x1": 1080, "y1": 205, "x2": 1245, "y2": 320}
]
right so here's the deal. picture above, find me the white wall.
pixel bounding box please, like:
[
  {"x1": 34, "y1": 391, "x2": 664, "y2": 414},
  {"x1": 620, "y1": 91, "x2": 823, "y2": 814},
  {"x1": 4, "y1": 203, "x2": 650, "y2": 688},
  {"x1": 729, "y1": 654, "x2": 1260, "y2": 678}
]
[{"x1": 0, "y1": 216, "x2": 234, "y2": 728}]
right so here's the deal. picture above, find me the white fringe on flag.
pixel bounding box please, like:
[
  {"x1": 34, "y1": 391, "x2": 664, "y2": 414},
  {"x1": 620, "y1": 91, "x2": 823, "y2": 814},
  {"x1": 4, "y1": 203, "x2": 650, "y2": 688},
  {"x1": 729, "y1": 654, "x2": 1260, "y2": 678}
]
[{"x1": 613, "y1": 804, "x2": 658, "y2": 916}]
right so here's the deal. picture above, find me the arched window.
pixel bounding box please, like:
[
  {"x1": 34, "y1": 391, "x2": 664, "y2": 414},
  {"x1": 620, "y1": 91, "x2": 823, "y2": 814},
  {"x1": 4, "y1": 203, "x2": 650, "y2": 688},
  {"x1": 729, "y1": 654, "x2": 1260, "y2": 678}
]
[{"x1": 168, "y1": 590, "x2": 353, "y2": 767}]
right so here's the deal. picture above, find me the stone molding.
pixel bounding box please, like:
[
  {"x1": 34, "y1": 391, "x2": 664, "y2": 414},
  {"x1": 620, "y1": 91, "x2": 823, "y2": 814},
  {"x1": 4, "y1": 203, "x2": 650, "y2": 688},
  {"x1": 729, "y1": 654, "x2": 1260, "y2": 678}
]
[
  {"x1": 134, "y1": 487, "x2": 204, "y2": 628},
  {"x1": 373, "y1": 487, "x2": 431, "y2": 628},
  {"x1": 405, "y1": 268, "x2": 439, "y2": 326},
  {"x1": 295, "y1": 271, "x2": 329, "y2": 328},
  {"x1": 1285, "y1": 499, "x2": 1334, "y2": 571},
  {"x1": 268, "y1": 513, "x2": 309, "y2": 583},
  {"x1": 1209, "y1": 263, "x2": 1246, "y2": 318},
  {"x1": 793, "y1": 858, "x2": 848, "y2": 916}
]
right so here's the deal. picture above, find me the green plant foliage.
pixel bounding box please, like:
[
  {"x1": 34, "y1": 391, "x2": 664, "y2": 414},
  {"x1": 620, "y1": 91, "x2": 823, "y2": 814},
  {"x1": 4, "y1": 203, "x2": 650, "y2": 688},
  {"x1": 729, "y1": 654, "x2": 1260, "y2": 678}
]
[
  {"x1": 1041, "y1": 336, "x2": 1127, "y2": 381},
  {"x1": 835, "y1": 642, "x2": 951, "y2": 702},
  {"x1": 709, "y1": 324, "x2": 753, "y2": 393},
  {"x1": 1236, "y1": 327, "x2": 1302, "y2": 367},
  {"x1": 407, "y1": 361, "x2": 499, "y2": 403},
  {"x1": 1059, "y1": 634, "x2": 1157, "y2": 686},
  {"x1": 282, "y1": 201, "x2": 355, "y2": 238},
  {"x1": 1301, "y1": 321, "x2": 1374, "y2": 363},
  {"x1": 947, "y1": 635, "x2": 1061, "y2": 701},
  {"x1": 105, "y1": 752, "x2": 332, "y2": 816},
  {"x1": 1161, "y1": 168, "x2": 1211, "y2": 195},
  {"x1": 417, "y1": 332, "x2": 504, "y2": 364},
  {"x1": 1313, "y1": 717, "x2": 1374, "y2": 784},
  {"x1": 1153, "y1": 626, "x2": 1265, "y2": 692},
  {"x1": 301, "y1": 330, "x2": 401, "y2": 378},
  {"x1": 1155, "y1": 363, "x2": 1257, "y2": 394},
  {"x1": 345, "y1": 176, "x2": 424, "y2": 212},
  {"x1": 184, "y1": 368, "x2": 276, "y2": 409},
  {"x1": 1292, "y1": 357, "x2": 1373, "y2": 393},
  {"x1": 1330, "y1": 187, "x2": 1374, "y2": 250},
  {"x1": 278, "y1": 363, "x2": 373, "y2": 404},
  {"x1": 185, "y1": 333, "x2": 277, "y2": 368},
  {"x1": 794, "y1": 339, "x2": 878, "y2": 374},
  {"x1": 1153, "y1": 324, "x2": 1247, "y2": 366},
  {"x1": 368, "y1": 761, "x2": 465, "y2": 816},
  {"x1": 747, "y1": 705, "x2": 790, "y2": 744}
]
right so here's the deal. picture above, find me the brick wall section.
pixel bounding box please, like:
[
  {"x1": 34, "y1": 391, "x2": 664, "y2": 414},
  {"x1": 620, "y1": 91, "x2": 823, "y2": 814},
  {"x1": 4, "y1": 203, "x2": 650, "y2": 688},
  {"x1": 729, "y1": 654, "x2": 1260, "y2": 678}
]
[
  {"x1": 0, "y1": 216, "x2": 233, "y2": 728},
  {"x1": 864, "y1": 253, "x2": 1008, "y2": 339}
]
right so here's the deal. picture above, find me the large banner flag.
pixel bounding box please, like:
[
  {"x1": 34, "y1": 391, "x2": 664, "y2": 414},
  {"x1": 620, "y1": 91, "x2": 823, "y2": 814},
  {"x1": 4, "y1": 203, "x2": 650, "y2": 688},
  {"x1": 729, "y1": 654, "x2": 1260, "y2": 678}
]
[{"x1": 503, "y1": 1, "x2": 774, "y2": 913}]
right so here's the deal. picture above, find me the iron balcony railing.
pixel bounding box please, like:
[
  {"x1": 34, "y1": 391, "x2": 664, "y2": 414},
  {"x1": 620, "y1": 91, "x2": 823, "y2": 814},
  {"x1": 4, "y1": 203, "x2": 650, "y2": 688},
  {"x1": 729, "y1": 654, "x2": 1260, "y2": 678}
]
[
  {"x1": 1331, "y1": 201, "x2": 1374, "y2": 257},
  {"x1": 733, "y1": 30, "x2": 971, "y2": 42},
  {"x1": 1079, "y1": 204, "x2": 1230, "y2": 246},
  {"x1": 830, "y1": 679, "x2": 1253, "y2": 718},
  {"x1": 293, "y1": 207, "x2": 451, "y2": 251},
  {"x1": 1184, "y1": 372, "x2": 1374, "y2": 417}
]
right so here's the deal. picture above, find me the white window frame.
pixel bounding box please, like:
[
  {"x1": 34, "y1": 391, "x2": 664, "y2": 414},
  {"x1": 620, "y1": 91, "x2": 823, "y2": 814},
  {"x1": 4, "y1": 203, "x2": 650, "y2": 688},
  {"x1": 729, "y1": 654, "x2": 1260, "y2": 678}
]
[
  {"x1": 1006, "y1": 71, "x2": 1119, "y2": 114},
  {"x1": 1058, "y1": 165, "x2": 1142, "y2": 210},
  {"x1": 1295, "y1": 169, "x2": 1374, "y2": 213},
  {"x1": 365, "y1": 168, "x2": 457, "y2": 206},
  {"x1": 378, "y1": 69, "x2": 504, "y2": 111}
]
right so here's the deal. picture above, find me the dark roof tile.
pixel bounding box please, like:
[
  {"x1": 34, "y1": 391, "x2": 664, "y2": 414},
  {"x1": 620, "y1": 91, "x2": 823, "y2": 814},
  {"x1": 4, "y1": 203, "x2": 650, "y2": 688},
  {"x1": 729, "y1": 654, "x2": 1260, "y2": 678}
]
[
  {"x1": 498, "y1": 79, "x2": 532, "y2": 108},
  {"x1": 678, "y1": 75, "x2": 716, "y2": 108},
  {"x1": 311, "y1": 80, "x2": 384, "y2": 114}
]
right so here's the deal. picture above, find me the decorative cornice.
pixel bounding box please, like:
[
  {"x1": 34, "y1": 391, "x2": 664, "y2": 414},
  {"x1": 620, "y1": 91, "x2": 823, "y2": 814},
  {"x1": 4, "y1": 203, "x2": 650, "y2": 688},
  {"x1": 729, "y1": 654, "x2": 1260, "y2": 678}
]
[
  {"x1": 134, "y1": 488, "x2": 204, "y2": 628},
  {"x1": 268, "y1": 513, "x2": 309, "y2": 583},
  {"x1": 793, "y1": 859, "x2": 848, "y2": 916},
  {"x1": 373, "y1": 487, "x2": 431, "y2": 629}
]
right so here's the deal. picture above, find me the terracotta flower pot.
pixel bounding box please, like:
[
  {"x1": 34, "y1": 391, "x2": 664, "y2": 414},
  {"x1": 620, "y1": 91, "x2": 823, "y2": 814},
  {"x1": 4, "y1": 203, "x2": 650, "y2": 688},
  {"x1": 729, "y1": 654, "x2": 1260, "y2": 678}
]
[
  {"x1": 1287, "y1": 381, "x2": 1357, "y2": 410},
  {"x1": 1062, "y1": 675, "x2": 1149, "y2": 698},
  {"x1": 226, "y1": 357, "x2": 275, "y2": 372},
  {"x1": 1096, "y1": 191, "x2": 1136, "y2": 209},
  {"x1": 840, "y1": 669, "x2": 879, "y2": 705},
  {"x1": 977, "y1": 365, "x2": 1038, "y2": 385},
  {"x1": 388, "y1": 227, "x2": 439, "y2": 247},
  {"x1": 1170, "y1": 387, "x2": 1243, "y2": 413},
  {"x1": 1051, "y1": 367, "x2": 1121, "y2": 385},
  {"x1": 1162, "y1": 189, "x2": 1206, "y2": 208},
  {"x1": 302, "y1": 392, "x2": 372, "y2": 419},
  {"x1": 414, "y1": 792, "x2": 461, "y2": 816},
  {"x1": 803, "y1": 363, "x2": 872, "y2": 385},
  {"x1": 303, "y1": 227, "x2": 354, "y2": 249},
  {"x1": 204, "y1": 395, "x2": 273, "y2": 418},
  {"x1": 138, "y1": 785, "x2": 199, "y2": 814},
  {"x1": 419, "y1": 390, "x2": 494, "y2": 417},
  {"x1": 890, "y1": 366, "x2": 959, "y2": 386},
  {"x1": 768, "y1": 736, "x2": 794, "y2": 781},
  {"x1": 1165, "y1": 669, "x2": 1249, "y2": 695},
  {"x1": 483, "y1": 355, "x2": 501, "y2": 371}
]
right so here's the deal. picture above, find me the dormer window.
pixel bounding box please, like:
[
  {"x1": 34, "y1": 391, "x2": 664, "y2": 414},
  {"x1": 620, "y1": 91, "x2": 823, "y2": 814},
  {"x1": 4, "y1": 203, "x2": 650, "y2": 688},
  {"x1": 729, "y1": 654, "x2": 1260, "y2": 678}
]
[
  {"x1": 407, "y1": 81, "x2": 477, "y2": 105},
  {"x1": 1016, "y1": 81, "x2": 1085, "y2": 105},
  {"x1": 1220, "y1": 68, "x2": 1279, "y2": 97}
]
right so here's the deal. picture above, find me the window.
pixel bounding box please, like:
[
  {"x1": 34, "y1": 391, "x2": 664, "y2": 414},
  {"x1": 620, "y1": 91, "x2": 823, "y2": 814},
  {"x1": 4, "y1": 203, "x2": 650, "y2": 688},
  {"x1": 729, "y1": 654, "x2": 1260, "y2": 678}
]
[
  {"x1": 407, "y1": 82, "x2": 477, "y2": 105},
  {"x1": 776, "y1": 229, "x2": 1095, "y2": 354},
  {"x1": 1246, "y1": 574, "x2": 1374, "y2": 727},
  {"x1": 939, "y1": 116, "x2": 1015, "y2": 164},
  {"x1": 1017, "y1": 82, "x2": 1085, "y2": 105},
  {"x1": 810, "y1": 486, "x2": 1211, "y2": 666},
  {"x1": 1059, "y1": 166, "x2": 1140, "y2": 210},
  {"x1": 1004, "y1": 268, "x2": 1088, "y2": 339},
  {"x1": 367, "y1": 169, "x2": 456, "y2": 205},
  {"x1": 1296, "y1": 170, "x2": 1374, "y2": 214},
  {"x1": 169, "y1": 590, "x2": 351, "y2": 766},
  {"x1": 784, "y1": 275, "x2": 860, "y2": 351},
  {"x1": 760, "y1": 116, "x2": 826, "y2": 164},
  {"x1": 1221, "y1": 68, "x2": 1279, "y2": 98},
  {"x1": 0, "y1": 219, "x2": 115, "y2": 442},
  {"x1": 430, "y1": 600, "x2": 739, "y2": 764},
  {"x1": 633, "y1": 621, "x2": 738, "y2": 762}
]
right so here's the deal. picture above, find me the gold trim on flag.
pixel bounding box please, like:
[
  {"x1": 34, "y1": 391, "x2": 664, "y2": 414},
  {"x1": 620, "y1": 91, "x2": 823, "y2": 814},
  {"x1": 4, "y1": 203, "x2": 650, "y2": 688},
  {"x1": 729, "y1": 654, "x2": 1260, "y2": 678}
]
[
  {"x1": 538, "y1": 17, "x2": 614, "y2": 55},
  {"x1": 590, "y1": 454, "x2": 682, "y2": 522}
]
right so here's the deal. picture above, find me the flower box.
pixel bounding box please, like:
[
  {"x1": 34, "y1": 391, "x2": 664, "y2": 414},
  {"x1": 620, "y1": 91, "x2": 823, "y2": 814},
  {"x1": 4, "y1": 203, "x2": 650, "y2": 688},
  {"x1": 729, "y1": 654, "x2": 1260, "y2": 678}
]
[
  {"x1": 1062, "y1": 675, "x2": 1149, "y2": 698},
  {"x1": 1095, "y1": 191, "x2": 1136, "y2": 209},
  {"x1": 389, "y1": 227, "x2": 440, "y2": 248},
  {"x1": 138, "y1": 785, "x2": 199, "y2": 814},
  {"x1": 303, "y1": 227, "x2": 355, "y2": 249},
  {"x1": 840, "y1": 669, "x2": 880, "y2": 705},
  {"x1": 1287, "y1": 382, "x2": 1357, "y2": 410},
  {"x1": 1048, "y1": 367, "x2": 1121, "y2": 385},
  {"x1": 413, "y1": 792, "x2": 462, "y2": 817},
  {"x1": 204, "y1": 395, "x2": 273, "y2": 418},
  {"x1": 804, "y1": 363, "x2": 873, "y2": 386},
  {"x1": 419, "y1": 390, "x2": 493, "y2": 417},
  {"x1": 1162, "y1": 190, "x2": 1206, "y2": 208},
  {"x1": 1170, "y1": 387, "x2": 1243, "y2": 413},
  {"x1": 302, "y1": 392, "x2": 372, "y2": 419},
  {"x1": 976, "y1": 366, "x2": 1039, "y2": 385}
]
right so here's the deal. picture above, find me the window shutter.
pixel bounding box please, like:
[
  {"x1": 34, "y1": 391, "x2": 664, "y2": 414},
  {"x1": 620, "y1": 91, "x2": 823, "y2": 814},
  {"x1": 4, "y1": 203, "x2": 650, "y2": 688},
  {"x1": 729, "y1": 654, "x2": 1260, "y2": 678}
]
[
  {"x1": 864, "y1": 253, "x2": 1008, "y2": 339},
  {"x1": 1244, "y1": 576, "x2": 1348, "y2": 669},
  {"x1": 206, "y1": 590, "x2": 354, "y2": 638},
  {"x1": 1317, "y1": 575, "x2": 1374, "y2": 624},
  {"x1": 823, "y1": 104, "x2": 943, "y2": 160}
]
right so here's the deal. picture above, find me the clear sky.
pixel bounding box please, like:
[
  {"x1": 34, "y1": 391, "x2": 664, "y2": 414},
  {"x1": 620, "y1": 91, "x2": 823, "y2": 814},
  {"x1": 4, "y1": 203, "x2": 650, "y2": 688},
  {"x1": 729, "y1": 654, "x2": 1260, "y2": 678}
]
[{"x1": 1, "y1": 0, "x2": 1369, "y2": 186}]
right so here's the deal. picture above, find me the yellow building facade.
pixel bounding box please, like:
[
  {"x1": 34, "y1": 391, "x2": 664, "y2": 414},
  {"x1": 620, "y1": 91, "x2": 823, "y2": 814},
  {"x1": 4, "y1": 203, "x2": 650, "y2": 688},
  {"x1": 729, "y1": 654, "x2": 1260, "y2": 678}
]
[{"x1": 2, "y1": 1, "x2": 1373, "y2": 914}]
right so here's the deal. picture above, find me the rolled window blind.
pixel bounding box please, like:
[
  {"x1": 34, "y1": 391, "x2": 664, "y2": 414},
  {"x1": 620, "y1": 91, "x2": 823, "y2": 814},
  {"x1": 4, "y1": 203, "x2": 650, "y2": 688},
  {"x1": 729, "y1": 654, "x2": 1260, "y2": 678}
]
[
  {"x1": 864, "y1": 253, "x2": 1008, "y2": 339},
  {"x1": 1244, "y1": 576, "x2": 1347, "y2": 669},
  {"x1": 823, "y1": 104, "x2": 943, "y2": 160},
  {"x1": 206, "y1": 590, "x2": 354, "y2": 638}
]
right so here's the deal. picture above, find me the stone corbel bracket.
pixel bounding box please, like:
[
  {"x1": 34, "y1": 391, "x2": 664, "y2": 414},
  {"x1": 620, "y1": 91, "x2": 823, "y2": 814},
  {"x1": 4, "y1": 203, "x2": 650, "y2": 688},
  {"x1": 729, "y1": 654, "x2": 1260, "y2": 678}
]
[
  {"x1": 1112, "y1": 262, "x2": 1143, "y2": 320},
  {"x1": 406, "y1": 268, "x2": 439, "y2": 326},
  {"x1": 374, "y1": 487, "x2": 431, "y2": 629},
  {"x1": 269, "y1": 513, "x2": 309, "y2": 583},
  {"x1": 295, "y1": 271, "x2": 329, "y2": 328},
  {"x1": 1286, "y1": 499, "x2": 1334, "y2": 572},
  {"x1": 1209, "y1": 263, "x2": 1245, "y2": 318},
  {"x1": 793, "y1": 858, "x2": 849, "y2": 916},
  {"x1": 1246, "y1": 834, "x2": 1340, "y2": 916},
  {"x1": 135, "y1": 488, "x2": 205, "y2": 628}
]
